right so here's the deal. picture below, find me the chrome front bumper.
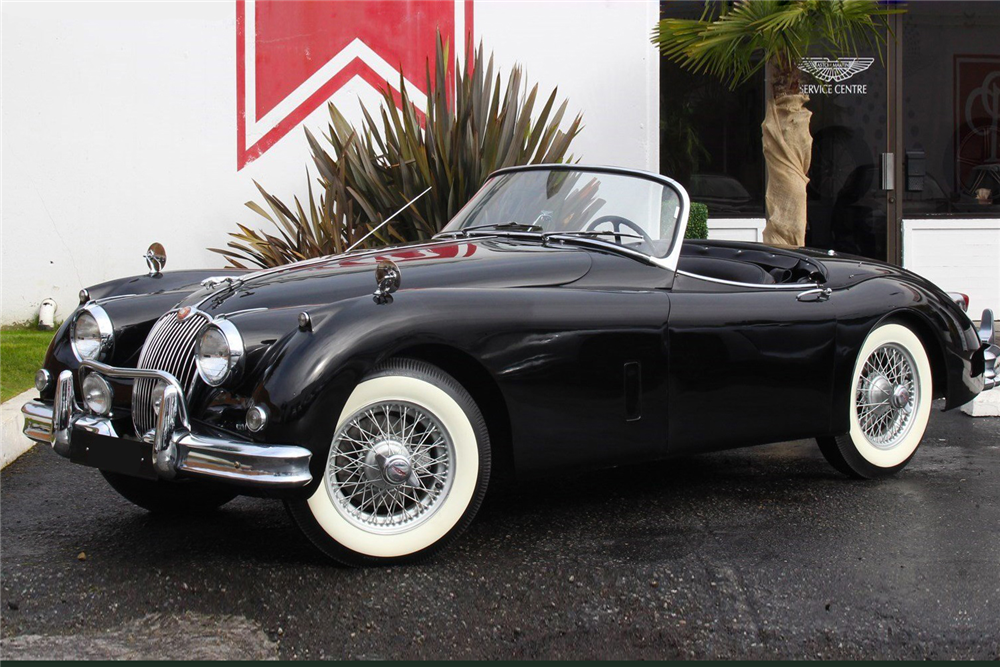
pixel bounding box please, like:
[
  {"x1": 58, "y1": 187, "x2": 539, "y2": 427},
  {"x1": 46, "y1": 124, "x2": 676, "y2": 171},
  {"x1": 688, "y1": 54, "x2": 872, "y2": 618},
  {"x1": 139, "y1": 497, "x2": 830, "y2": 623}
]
[
  {"x1": 980, "y1": 309, "x2": 998, "y2": 391},
  {"x1": 21, "y1": 362, "x2": 312, "y2": 489}
]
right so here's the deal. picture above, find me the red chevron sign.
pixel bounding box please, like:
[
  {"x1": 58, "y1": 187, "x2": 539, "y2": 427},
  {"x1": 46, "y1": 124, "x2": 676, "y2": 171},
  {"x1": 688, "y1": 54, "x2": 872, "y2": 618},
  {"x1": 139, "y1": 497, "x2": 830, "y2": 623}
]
[{"x1": 236, "y1": 0, "x2": 473, "y2": 170}]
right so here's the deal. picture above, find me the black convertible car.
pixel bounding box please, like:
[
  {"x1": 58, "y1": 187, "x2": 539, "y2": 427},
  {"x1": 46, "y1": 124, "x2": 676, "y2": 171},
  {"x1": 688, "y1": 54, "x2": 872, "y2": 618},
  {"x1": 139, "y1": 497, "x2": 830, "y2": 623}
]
[{"x1": 22, "y1": 165, "x2": 998, "y2": 565}]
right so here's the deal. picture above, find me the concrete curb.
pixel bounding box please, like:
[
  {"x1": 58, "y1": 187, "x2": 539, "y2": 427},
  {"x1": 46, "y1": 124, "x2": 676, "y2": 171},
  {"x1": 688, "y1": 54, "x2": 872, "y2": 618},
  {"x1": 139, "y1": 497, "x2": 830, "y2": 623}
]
[
  {"x1": 2, "y1": 389, "x2": 37, "y2": 469},
  {"x1": 961, "y1": 386, "x2": 1000, "y2": 417}
]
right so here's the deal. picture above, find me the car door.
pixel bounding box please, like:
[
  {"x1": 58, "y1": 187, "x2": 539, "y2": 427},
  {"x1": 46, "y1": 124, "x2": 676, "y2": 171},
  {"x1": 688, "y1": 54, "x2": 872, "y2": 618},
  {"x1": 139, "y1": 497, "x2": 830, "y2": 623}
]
[{"x1": 665, "y1": 279, "x2": 838, "y2": 455}]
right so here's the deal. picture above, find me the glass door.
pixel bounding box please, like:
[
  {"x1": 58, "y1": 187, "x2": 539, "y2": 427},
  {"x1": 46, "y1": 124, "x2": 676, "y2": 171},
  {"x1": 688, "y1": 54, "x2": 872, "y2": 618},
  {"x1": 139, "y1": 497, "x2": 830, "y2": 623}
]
[{"x1": 803, "y1": 33, "x2": 895, "y2": 262}]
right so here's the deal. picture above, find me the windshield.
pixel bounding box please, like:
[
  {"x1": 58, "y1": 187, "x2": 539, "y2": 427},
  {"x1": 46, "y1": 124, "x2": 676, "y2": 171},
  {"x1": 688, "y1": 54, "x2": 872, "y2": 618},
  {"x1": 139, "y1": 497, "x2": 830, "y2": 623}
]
[{"x1": 440, "y1": 168, "x2": 686, "y2": 259}]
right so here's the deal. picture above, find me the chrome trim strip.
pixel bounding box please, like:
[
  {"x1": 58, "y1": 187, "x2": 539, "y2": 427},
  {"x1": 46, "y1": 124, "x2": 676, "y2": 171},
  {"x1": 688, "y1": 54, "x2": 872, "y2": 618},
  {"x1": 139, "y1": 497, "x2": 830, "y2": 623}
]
[
  {"x1": 216, "y1": 307, "x2": 268, "y2": 319},
  {"x1": 675, "y1": 269, "x2": 823, "y2": 291},
  {"x1": 91, "y1": 294, "x2": 142, "y2": 305}
]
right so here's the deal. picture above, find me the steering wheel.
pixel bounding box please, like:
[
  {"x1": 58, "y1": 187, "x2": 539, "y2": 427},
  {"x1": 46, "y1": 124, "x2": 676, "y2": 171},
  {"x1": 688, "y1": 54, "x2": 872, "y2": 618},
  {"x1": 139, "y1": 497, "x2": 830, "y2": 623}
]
[{"x1": 585, "y1": 215, "x2": 654, "y2": 249}]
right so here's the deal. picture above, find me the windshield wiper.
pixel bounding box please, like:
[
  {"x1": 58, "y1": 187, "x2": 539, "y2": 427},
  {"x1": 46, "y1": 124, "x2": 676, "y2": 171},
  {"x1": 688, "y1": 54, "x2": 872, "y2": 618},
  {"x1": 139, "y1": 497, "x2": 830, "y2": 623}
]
[
  {"x1": 543, "y1": 230, "x2": 644, "y2": 241},
  {"x1": 458, "y1": 221, "x2": 543, "y2": 236}
]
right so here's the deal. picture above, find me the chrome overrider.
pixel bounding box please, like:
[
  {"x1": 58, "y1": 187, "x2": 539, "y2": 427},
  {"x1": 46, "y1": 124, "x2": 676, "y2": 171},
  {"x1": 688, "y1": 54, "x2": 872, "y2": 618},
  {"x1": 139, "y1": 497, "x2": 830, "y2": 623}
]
[
  {"x1": 981, "y1": 309, "x2": 999, "y2": 391},
  {"x1": 20, "y1": 360, "x2": 312, "y2": 488}
]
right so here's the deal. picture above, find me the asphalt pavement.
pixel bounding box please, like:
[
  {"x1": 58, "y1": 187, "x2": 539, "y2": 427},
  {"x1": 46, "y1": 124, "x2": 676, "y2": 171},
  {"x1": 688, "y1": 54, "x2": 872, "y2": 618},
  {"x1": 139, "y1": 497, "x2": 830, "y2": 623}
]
[{"x1": 2, "y1": 402, "x2": 998, "y2": 659}]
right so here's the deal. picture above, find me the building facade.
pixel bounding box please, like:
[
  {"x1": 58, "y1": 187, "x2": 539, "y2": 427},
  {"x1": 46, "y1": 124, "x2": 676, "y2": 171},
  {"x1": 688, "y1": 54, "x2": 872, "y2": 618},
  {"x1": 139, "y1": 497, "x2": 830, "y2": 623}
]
[
  {"x1": 2, "y1": 0, "x2": 997, "y2": 323},
  {"x1": 661, "y1": 0, "x2": 1000, "y2": 315}
]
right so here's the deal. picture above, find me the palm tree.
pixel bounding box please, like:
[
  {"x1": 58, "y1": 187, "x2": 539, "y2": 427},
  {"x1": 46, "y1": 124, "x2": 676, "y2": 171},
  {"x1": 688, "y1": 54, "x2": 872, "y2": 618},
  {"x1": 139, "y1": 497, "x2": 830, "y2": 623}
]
[{"x1": 652, "y1": 1, "x2": 899, "y2": 246}]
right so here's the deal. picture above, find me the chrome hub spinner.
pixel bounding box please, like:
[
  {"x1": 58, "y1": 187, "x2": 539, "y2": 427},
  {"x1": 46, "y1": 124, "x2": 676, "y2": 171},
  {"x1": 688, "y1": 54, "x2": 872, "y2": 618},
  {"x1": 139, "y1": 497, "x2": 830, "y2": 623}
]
[
  {"x1": 365, "y1": 440, "x2": 413, "y2": 486},
  {"x1": 864, "y1": 375, "x2": 893, "y2": 419}
]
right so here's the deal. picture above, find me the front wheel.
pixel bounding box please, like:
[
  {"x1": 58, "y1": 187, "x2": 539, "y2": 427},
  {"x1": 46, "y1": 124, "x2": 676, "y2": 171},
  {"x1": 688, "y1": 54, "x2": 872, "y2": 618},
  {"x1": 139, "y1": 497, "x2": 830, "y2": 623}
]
[
  {"x1": 286, "y1": 358, "x2": 491, "y2": 566},
  {"x1": 818, "y1": 322, "x2": 933, "y2": 479}
]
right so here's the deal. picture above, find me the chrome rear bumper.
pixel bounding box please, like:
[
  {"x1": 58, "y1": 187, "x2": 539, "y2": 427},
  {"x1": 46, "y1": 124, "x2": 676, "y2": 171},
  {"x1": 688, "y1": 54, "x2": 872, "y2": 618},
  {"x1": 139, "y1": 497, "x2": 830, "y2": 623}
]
[
  {"x1": 980, "y1": 309, "x2": 998, "y2": 391},
  {"x1": 21, "y1": 362, "x2": 312, "y2": 489}
]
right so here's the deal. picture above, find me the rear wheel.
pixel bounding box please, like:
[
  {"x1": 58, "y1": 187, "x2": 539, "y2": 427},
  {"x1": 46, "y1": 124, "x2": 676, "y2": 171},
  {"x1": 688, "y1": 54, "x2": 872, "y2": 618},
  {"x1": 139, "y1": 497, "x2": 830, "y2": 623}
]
[
  {"x1": 818, "y1": 322, "x2": 933, "y2": 479},
  {"x1": 286, "y1": 358, "x2": 491, "y2": 566},
  {"x1": 101, "y1": 471, "x2": 238, "y2": 513}
]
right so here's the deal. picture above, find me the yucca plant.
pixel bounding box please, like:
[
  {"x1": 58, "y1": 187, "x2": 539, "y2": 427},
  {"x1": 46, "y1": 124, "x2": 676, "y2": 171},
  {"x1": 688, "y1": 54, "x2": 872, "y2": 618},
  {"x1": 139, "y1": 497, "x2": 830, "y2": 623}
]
[
  {"x1": 214, "y1": 34, "x2": 583, "y2": 268},
  {"x1": 652, "y1": 1, "x2": 899, "y2": 246}
]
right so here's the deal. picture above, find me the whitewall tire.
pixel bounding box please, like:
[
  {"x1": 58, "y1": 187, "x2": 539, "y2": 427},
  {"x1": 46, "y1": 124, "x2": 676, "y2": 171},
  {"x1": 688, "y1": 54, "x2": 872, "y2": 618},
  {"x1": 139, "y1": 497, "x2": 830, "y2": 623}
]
[
  {"x1": 818, "y1": 322, "x2": 933, "y2": 479},
  {"x1": 287, "y1": 358, "x2": 491, "y2": 566}
]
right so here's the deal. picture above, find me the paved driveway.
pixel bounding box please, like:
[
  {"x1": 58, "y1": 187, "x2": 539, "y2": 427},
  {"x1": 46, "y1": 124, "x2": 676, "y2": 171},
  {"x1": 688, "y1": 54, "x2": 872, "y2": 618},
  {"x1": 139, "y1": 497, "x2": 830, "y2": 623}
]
[{"x1": 2, "y1": 404, "x2": 998, "y2": 659}]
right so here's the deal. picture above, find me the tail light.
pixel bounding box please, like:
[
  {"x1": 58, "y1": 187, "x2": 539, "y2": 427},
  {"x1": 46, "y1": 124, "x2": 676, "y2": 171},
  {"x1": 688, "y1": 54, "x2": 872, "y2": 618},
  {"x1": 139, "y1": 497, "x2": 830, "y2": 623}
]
[{"x1": 947, "y1": 292, "x2": 970, "y2": 312}]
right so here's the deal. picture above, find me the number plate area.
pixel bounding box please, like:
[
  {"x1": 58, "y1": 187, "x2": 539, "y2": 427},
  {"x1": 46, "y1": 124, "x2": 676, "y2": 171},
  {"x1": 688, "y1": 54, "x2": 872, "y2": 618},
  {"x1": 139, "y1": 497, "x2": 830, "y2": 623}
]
[{"x1": 69, "y1": 429, "x2": 157, "y2": 480}]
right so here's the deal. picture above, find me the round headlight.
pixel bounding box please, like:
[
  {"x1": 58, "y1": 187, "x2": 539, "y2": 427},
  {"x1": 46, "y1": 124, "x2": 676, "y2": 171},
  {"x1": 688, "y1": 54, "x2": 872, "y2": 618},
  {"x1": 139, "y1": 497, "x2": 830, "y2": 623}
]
[
  {"x1": 82, "y1": 373, "x2": 113, "y2": 416},
  {"x1": 70, "y1": 304, "x2": 114, "y2": 361},
  {"x1": 195, "y1": 320, "x2": 244, "y2": 387}
]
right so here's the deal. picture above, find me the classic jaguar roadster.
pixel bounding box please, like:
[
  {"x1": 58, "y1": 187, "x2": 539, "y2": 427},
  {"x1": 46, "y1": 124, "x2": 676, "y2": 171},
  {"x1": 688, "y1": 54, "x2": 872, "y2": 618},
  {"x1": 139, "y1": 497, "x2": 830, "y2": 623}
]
[{"x1": 23, "y1": 165, "x2": 998, "y2": 565}]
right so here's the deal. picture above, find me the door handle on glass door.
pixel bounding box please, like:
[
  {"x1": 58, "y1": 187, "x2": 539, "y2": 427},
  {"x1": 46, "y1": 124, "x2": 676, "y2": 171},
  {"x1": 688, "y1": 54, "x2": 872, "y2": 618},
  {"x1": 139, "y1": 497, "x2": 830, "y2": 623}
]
[{"x1": 881, "y1": 152, "x2": 895, "y2": 191}]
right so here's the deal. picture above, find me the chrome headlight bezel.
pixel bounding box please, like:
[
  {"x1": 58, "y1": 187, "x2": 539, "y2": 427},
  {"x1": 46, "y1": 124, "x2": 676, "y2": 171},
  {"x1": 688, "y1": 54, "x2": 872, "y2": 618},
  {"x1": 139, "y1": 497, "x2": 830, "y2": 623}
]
[
  {"x1": 194, "y1": 319, "x2": 244, "y2": 387},
  {"x1": 70, "y1": 303, "x2": 114, "y2": 362}
]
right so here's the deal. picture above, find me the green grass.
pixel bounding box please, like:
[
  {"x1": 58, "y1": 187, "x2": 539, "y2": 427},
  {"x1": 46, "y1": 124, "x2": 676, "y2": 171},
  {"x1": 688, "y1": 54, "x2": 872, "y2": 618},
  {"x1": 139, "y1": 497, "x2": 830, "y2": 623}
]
[{"x1": 1, "y1": 325, "x2": 56, "y2": 402}]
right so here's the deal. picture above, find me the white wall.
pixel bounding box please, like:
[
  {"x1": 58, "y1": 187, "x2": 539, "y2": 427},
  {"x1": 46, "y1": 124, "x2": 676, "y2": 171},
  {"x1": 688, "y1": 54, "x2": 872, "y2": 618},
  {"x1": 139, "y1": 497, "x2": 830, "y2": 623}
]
[
  {"x1": 903, "y1": 219, "x2": 1000, "y2": 318},
  {"x1": 1, "y1": 0, "x2": 660, "y2": 324}
]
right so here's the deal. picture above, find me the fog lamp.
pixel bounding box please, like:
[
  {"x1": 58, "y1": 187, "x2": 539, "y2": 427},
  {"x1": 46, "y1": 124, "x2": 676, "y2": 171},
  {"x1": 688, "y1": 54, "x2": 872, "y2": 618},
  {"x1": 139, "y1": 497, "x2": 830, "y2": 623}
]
[
  {"x1": 34, "y1": 369, "x2": 52, "y2": 392},
  {"x1": 82, "y1": 373, "x2": 113, "y2": 416}
]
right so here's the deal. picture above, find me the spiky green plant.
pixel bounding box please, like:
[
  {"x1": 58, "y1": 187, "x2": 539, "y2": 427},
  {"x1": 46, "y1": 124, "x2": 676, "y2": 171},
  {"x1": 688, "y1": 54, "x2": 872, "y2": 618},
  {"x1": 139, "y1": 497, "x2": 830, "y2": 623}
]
[
  {"x1": 214, "y1": 34, "x2": 582, "y2": 268},
  {"x1": 652, "y1": 1, "x2": 900, "y2": 246}
]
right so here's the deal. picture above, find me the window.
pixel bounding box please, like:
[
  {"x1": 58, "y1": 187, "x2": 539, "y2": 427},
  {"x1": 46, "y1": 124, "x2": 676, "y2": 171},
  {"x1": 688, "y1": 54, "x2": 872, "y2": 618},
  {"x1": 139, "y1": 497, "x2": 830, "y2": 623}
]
[
  {"x1": 902, "y1": 1, "x2": 1000, "y2": 216},
  {"x1": 659, "y1": 1, "x2": 766, "y2": 217}
]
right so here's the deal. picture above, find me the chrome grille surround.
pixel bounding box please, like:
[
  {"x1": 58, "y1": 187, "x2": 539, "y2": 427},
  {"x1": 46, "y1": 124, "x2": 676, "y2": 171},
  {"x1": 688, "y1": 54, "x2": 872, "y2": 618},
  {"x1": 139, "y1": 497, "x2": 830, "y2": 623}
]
[{"x1": 131, "y1": 309, "x2": 209, "y2": 436}]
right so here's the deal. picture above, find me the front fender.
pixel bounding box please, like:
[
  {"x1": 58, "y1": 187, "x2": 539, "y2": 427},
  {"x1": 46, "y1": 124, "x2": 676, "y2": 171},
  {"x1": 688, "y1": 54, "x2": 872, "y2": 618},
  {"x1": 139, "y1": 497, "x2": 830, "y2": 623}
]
[
  {"x1": 250, "y1": 289, "x2": 526, "y2": 496},
  {"x1": 830, "y1": 276, "x2": 983, "y2": 434}
]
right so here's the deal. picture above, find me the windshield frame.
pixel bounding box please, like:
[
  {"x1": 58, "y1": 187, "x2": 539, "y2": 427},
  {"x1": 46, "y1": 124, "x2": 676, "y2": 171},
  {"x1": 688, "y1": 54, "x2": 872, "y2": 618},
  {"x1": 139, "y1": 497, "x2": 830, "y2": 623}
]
[{"x1": 438, "y1": 164, "x2": 691, "y2": 271}]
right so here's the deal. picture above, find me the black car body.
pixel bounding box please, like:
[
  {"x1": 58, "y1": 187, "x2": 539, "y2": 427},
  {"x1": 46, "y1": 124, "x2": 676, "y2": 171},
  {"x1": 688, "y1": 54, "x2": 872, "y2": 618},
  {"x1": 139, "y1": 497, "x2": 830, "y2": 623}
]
[{"x1": 23, "y1": 165, "x2": 998, "y2": 565}]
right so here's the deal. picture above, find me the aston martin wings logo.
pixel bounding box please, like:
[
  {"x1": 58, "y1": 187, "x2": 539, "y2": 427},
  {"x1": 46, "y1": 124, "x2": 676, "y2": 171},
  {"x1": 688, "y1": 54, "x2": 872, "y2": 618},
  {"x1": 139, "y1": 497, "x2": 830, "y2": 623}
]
[{"x1": 797, "y1": 57, "x2": 875, "y2": 83}]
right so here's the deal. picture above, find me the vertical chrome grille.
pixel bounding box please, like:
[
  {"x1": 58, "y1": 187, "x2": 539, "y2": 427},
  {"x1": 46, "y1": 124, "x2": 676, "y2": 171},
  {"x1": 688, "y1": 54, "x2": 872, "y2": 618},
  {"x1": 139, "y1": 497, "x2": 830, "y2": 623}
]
[{"x1": 131, "y1": 310, "x2": 209, "y2": 436}]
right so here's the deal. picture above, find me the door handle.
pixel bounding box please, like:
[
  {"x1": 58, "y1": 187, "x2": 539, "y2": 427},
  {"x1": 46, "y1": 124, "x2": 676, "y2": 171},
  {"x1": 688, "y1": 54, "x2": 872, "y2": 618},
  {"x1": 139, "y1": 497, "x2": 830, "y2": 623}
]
[
  {"x1": 797, "y1": 287, "x2": 832, "y2": 302},
  {"x1": 881, "y1": 152, "x2": 895, "y2": 191}
]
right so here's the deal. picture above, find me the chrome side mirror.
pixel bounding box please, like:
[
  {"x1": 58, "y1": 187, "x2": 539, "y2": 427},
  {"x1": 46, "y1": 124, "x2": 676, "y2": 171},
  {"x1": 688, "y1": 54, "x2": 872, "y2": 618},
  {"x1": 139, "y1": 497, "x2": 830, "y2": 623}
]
[{"x1": 145, "y1": 243, "x2": 166, "y2": 277}]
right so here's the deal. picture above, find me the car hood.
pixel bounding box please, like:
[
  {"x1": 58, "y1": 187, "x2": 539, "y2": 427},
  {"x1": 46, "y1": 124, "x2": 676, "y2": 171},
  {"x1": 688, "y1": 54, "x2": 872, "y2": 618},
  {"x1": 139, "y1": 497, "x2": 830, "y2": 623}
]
[{"x1": 186, "y1": 237, "x2": 593, "y2": 317}]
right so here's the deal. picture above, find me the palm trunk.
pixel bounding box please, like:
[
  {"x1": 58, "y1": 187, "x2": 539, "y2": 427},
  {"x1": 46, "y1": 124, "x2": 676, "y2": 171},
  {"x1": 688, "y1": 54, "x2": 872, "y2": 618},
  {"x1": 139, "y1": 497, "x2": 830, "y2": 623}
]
[{"x1": 761, "y1": 60, "x2": 812, "y2": 246}]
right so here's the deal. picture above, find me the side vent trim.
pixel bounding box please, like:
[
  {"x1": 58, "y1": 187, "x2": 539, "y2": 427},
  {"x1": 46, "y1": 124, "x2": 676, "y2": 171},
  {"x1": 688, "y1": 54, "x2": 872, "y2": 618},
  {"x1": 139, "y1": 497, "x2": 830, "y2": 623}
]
[{"x1": 624, "y1": 361, "x2": 642, "y2": 422}]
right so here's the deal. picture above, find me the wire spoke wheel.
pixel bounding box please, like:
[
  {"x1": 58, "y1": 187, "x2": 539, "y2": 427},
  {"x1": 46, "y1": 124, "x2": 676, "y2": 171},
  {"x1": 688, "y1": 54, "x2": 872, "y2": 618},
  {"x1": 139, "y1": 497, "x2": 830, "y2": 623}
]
[
  {"x1": 325, "y1": 401, "x2": 456, "y2": 535},
  {"x1": 855, "y1": 343, "x2": 919, "y2": 449},
  {"x1": 817, "y1": 323, "x2": 932, "y2": 479}
]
